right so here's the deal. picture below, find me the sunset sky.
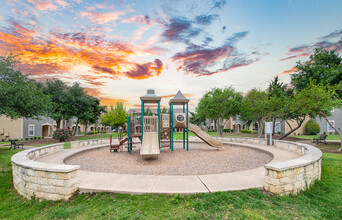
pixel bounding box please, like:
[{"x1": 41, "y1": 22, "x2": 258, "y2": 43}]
[{"x1": 1, "y1": 0, "x2": 341, "y2": 110}]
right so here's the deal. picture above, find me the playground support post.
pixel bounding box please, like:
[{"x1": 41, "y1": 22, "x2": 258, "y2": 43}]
[
  {"x1": 171, "y1": 102, "x2": 174, "y2": 151},
  {"x1": 186, "y1": 102, "x2": 189, "y2": 151},
  {"x1": 127, "y1": 115, "x2": 130, "y2": 152},
  {"x1": 183, "y1": 104, "x2": 185, "y2": 149},
  {"x1": 141, "y1": 100, "x2": 144, "y2": 141},
  {"x1": 158, "y1": 100, "x2": 160, "y2": 149}
]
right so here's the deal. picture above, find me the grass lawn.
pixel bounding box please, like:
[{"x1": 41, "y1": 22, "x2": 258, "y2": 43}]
[
  {"x1": 0, "y1": 148, "x2": 341, "y2": 219},
  {"x1": 295, "y1": 135, "x2": 340, "y2": 140},
  {"x1": 76, "y1": 133, "x2": 118, "y2": 141}
]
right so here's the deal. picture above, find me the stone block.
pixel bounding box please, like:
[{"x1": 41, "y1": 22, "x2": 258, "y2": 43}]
[
  {"x1": 26, "y1": 169, "x2": 35, "y2": 177},
  {"x1": 276, "y1": 171, "x2": 286, "y2": 179},
  {"x1": 294, "y1": 167, "x2": 304, "y2": 175},
  {"x1": 37, "y1": 177, "x2": 48, "y2": 185},
  {"x1": 265, "y1": 176, "x2": 280, "y2": 185},
  {"x1": 296, "y1": 173, "x2": 304, "y2": 181},
  {"x1": 286, "y1": 169, "x2": 294, "y2": 177},
  {"x1": 284, "y1": 183, "x2": 293, "y2": 192},
  {"x1": 64, "y1": 178, "x2": 78, "y2": 187},
  {"x1": 35, "y1": 170, "x2": 47, "y2": 178},
  {"x1": 49, "y1": 178, "x2": 65, "y2": 187},
  {"x1": 279, "y1": 177, "x2": 289, "y2": 185}
]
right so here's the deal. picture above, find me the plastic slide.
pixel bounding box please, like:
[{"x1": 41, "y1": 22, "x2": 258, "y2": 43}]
[
  {"x1": 188, "y1": 123, "x2": 222, "y2": 148},
  {"x1": 140, "y1": 132, "x2": 160, "y2": 156}
]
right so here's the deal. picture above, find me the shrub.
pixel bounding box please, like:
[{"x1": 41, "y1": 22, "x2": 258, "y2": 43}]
[
  {"x1": 305, "y1": 120, "x2": 320, "y2": 135},
  {"x1": 15, "y1": 139, "x2": 18, "y2": 141},
  {"x1": 1, "y1": 138, "x2": 5, "y2": 142},
  {"x1": 251, "y1": 130, "x2": 258, "y2": 134},
  {"x1": 277, "y1": 131, "x2": 281, "y2": 135},
  {"x1": 42, "y1": 136, "x2": 45, "y2": 139},
  {"x1": 33, "y1": 136, "x2": 37, "y2": 140},
  {"x1": 8, "y1": 138, "x2": 12, "y2": 141},
  {"x1": 329, "y1": 132, "x2": 333, "y2": 135},
  {"x1": 25, "y1": 137, "x2": 29, "y2": 140},
  {"x1": 38, "y1": 136, "x2": 41, "y2": 139},
  {"x1": 208, "y1": 129, "x2": 214, "y2": 132},
  {"x1": 100, "y1": 131, "x2": 107, "y2": 134},
  {"x1": 241, "y1": 130, "x2": 252, "y2": 134},
  {"x1": 30, "y1": 137, "x2": 34, "y2": 140},
  {"x1": 223, "y1": 128, "x2": 231, "y2": 132},
  {"x1": 293, "y1": 132, "x2": 296, "y2": 136},
  {"x1": 53, "y1": 128, "x2": 72, "y2": 142}
]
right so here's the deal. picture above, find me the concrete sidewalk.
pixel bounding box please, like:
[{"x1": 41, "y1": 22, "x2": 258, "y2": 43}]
[{"x1": 36, "y1": 141, "x2": 300, "y2": 194}]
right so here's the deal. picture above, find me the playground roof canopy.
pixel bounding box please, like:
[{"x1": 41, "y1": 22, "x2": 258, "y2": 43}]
[
  {"x1": 169, "y1": 90, "x2": 189, "y2": 105},
  {"x1": 140, "y1": 88, "x2": 161, "y2": 103}
]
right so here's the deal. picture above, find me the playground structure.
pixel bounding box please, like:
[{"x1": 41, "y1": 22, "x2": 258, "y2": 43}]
[{"x1": 109, "y1": 89, "x2": 222, "y2": 157}]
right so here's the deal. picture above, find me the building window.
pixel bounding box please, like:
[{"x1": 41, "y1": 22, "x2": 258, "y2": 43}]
[
  {"x1": 28, "y1": 125, "x2": 35, "y2": 136},
  {"x1": 327, "y1": 120, "x2": 335, "y2": 132},
  {"x1": 275, "y1": 123, "x2": 281, "y2": 132}
]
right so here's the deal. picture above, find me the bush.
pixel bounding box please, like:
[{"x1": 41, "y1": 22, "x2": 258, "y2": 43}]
[
  {"x1": 241, "y1": 130, "x2": 252, "y2": 134},
  {"x1": 1, "y1": 138, "x2": 5, "y2": 142},
  {"x1": 100, "y1": 131, "x2": 107, "y2": 134},
  {"x1": 223, "y1": 128, "x2": 231, "y2": 132},
  {"x1": 208, "y1": 129, "x2": 214, "y2": 132},
  {"x1": 37, "y1": 136, "x2": 41, "y2": 139},
  {"x1": 53, "y1": 128, "x2": 72, "y2": 142},
  {"x1": 30, "y1": 137, "x2": 34, "y2": 140},
  {"x1": 251, "y1": 130, "x2": 258, "y2": 134},
  {"x1": 15, "y1": 139, "x2": 18, "y2": 141},
  {"x1": 305, "y1": 120, "x2": 320, "y2": 135},
  {"x1": 42, "y1": 136, "x2": 45, "y2": 139},
  {"x1": 25, "y1": 137, "x2": 29, "y2": 140}
]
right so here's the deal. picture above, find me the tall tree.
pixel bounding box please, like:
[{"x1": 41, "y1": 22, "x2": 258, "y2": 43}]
[
  {"x1": 196, "y1": 87, "x2": 243, "y2": 137},
  {"x1": 291, "y1": 81, "x2": 342, "y2": 148},
  {"x1": 43, "y1": 79, "x2": 73, "y2": 128},
  {"x1": 78, "y1": 96, "x2": 106, "y2": 136},
  {"x1": 291, "y1": 48, "x2": 342, "y2": 97},
  {"x1": 101, "y1": 102, "x2": 127, "y2": 130},
  {"x1": 189, "y1": 111, "x2": 206, "y2": 127},
  {"x1": 268, "y1": 76, "x2": 287, "y2": 133},
  {"x1": 0, "y1": 54, "x2": 50, "y2": 119},
  {"x1": 240, "y1": 89, "x2": 271, "y2": 138}
]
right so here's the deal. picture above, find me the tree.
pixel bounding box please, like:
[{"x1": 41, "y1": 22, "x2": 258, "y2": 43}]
[
  {"x1": 268, "y1": 76, "x2": 287, "y2": 133},
  {"x1": 43, "y1": 79, "x2": 73, "y2": 128},
  {"x1": 0, "y1": 54, "x2": 50, "y2": 119},
  {"x1": 291, "y1": 81, "x2": 342, "y2": 148},
  {"x1": 196, "y1": 87, "x2": 243, "y2": 137},
  {"x1": 101, "y1": 102, "x2": 127, "y2": 130},
  {"x1": 291, "y1": 48, "x2": 342, "y2": 97},
  {"x1": 189, "y1": 111, "x2": 206, "y2": 126},
  {"x1": 161, "y1": 107, "x2": 168, "y2": 114},
  {"x1": 144, "y1": 108, "x2": 153, "y2": 116},
  {"x1": 78, "y1": 96, "x2": 106, "y2": 136},
  {"x1": 240, "y1": 89, "x2": 271, "y2": 138}
]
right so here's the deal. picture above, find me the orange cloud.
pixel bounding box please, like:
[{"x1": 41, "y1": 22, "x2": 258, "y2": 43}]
[
  {"x1": 27, "y1": 0, "x2": 58, "y2": 11},
  {"x1": 100, "y1": 98, "x2": 128, "y2": 107},
  {"x1": 278, "y1": 67, "x2": 298, "y2": 76},
  {"x1": 0, "y1": 19, "x2": 163, "y2": 81}
]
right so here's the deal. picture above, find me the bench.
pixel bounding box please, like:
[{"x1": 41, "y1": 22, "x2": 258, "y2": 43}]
[
  {"x1": 313, "y1": 134, "x2": 328, "y2": 145},
  {"x1": 10, "y1": 140, "x2": 24, "y2": 150}
]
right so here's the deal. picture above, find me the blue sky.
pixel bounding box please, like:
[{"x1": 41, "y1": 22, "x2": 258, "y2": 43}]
[{"x1": 0, "y1": 0, "x2": 341, "y2": 109}]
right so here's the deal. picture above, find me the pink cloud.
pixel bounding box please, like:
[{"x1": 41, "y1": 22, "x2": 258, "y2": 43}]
[
  {"x1": 27, "y1": 0, "x2": 58, "y2": 11},
  {"x1": 80, "y1": 11, "x2": 127, "y2": 24}
]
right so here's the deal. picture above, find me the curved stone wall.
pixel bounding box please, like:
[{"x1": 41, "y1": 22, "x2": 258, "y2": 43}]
[
  {"x1": 11, "y1": 143, "x2": 80, "y2": 201},
  {"x1": 216, "y1": 137, "x2": 322, "y2": 195},
  {"x1": 12, "y1": 137, "x2": 322, "y2": 200}
]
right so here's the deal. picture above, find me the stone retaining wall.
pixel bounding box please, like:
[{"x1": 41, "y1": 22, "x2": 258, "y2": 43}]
[
  {"x1": 12, "y1": 143, "x2": 80, "y2": 201},
  {"x1": 70, "y1": 138, "x2": 110, "y2": 148},
  {"x1": 265, "y1": 141, "x2": 322, "y2": 195}
]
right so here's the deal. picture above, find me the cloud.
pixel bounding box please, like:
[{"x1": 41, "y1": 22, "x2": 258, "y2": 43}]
[
  {"x1": 278, "y1": 67, "x2": 298, "y2": 76},
  {"x1": 320, "y1": 29, "x2": 342, "y2": 40},
  {"x1": 27, "y1": 0, "x2": 58, "y2": 11},
  {"x1": 0, "y1": 18, "x2": 164, "y2": 81},
  {"x1": 281, "y1": 29, "x2": 342, "y2": 61},
  {"x1": 122, "y1": 15, "x2": 152, "y2": 25},
  {"x1": 162, "y1": 17, "x2": 201, "y2": 44},
  {"x1": 80, "y1": 11, "x2": 127, "y2": 24},
  {"x1": 161, "y1": 93, "x2": 194, "y2": 98},
  {"x1": 194, "y1": 14, "x2": 219, "y2": 25},
  {"x1": 211, "y1": 0, "x2": 226, "y2": 10},
  {"x1": 171, "y1": 31, "x2": 257, "y2": 76},
  {"x1": 125, "y1": 59, "x2": 163, "y2": 79}
]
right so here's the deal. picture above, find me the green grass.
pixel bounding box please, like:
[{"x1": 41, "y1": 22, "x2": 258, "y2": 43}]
[
  {"x1": 295, "y1": 135, "x2": 340, "y2": 140},
  {"x1": 0, "y1": 148, "x2": 341, "y2": 219},
  {"x1": 63, "y1": 142, "x2": 71, "y2": 149},
  {"x1": 76, "y1": 133, "x2": 117, "y2": 141}
]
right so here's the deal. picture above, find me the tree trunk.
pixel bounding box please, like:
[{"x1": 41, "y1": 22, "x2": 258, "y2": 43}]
[
  {"x1": 56, "y1": 119, "x2": 61, "y2": 129},
  {"x1": 280, "y1": 116, "x2": 305, "y2": 140},
  {"x1": 73, "y1": 121, "x2": 79, "y2": 136},
  {"x1": 218, "y1": 118, "x2": 223, "y2": 137},
  {"x1": 272, "y1": 118, "x2": 276, "y2": 134},
  {"x1": 323, "y1": 116, "x2": 342, "y2": 150},
  {"x1": 84, "y1": 122, "x2": 88, "y2": 136},
  {"x1": 257, "y1": 120, "x2": 264, "y2": 138}
]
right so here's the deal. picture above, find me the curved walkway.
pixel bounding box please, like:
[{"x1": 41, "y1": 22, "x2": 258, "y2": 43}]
[{"x1": 36, "y1": 140, "x2": 301, "y2": 194}]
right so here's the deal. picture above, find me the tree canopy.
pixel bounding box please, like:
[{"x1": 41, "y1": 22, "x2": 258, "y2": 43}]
[
  {"x1": 0, "y1": 54, "x2": 51, "y2": 119},
  {"x1": 196, "y1": 87, "x2": 243, "y2": 136},
  {"x1": 101, "y1": 102, "x2": 127, "y2": 130}
]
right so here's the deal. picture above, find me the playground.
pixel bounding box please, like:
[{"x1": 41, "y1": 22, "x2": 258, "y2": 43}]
[{"x1": 11, "y1": 89, "x2": 322, "y2": 198}]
